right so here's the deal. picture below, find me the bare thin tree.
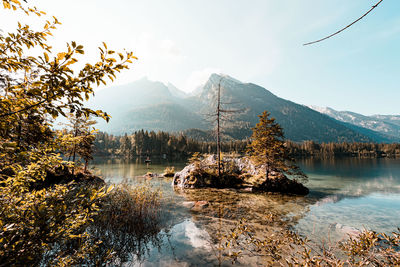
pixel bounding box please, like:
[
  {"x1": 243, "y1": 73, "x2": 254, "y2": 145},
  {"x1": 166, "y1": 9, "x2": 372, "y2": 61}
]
[{"x1": 205, "y1": 77, "x2": 245, "y2": 177}]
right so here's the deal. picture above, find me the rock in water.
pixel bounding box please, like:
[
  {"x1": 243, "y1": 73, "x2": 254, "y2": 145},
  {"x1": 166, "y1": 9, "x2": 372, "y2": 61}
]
[
  {"x1": 332, "y1": 223, "x2": 361, "y2": 237},
  {"x1": 172, "y1": 154, "x2": 309, "y2": 195},
  {"x1": 191, "y1": 201, "x2": 209, "y2": 211},
  {"x1": 182, "y1": 201, "x2": 195, "y2": 208}
]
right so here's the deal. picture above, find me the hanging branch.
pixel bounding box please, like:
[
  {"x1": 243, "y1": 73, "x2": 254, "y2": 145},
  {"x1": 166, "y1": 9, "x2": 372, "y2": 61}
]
[{"x1": 303, "y1": 0, "x2": 384, "y2": 46}]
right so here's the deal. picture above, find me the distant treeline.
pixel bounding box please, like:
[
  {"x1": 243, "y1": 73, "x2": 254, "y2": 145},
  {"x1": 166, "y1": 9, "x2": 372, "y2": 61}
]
[
  {"x1": 94, "y1": 130, "x2": 400, "y2": 159},
  {"x1": 286, "y1": 141, "x2": 400, "y2": 158},
  {"x1": 94, "y1": 130, "x2": 248, "y2": 159}
]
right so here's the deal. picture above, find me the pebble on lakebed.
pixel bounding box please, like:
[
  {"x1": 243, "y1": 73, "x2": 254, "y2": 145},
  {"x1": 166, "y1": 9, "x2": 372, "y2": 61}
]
[{"x1": 181, "y1": 201, "x2": 209, "y2": 211}]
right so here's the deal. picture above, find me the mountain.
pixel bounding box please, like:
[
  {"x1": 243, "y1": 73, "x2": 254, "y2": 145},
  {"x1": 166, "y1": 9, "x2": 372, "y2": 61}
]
[
  {"x1": 110, "y1": 103, "x2": 207, "y2": 133},
  {"x1": 88, "y1": 77, "x2": 202, "y2": 133},
  {"x1": 90, "y1": 77, "x2": 175, "y2": 115},
  {"x1": 309, "y1": 106, "x2": 400, "y2": 140},
  {"x1": 166, "y1": 82, "x2": 188, "y2": 98},
  {"x1": 195, "y1": 74, "x2": 391, "y2": 142},
  {"x1": 371, "y1": 115, "x2": 400, "y2": 127},
  {"x1": 88, "y1": 74, "x2": 397, "y2": 143}
]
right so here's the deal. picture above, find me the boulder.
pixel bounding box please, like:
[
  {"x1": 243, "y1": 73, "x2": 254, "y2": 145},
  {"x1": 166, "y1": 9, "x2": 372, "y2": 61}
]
[{"x1": 172, "y1": 163, "x2": 198, "y2": 188}]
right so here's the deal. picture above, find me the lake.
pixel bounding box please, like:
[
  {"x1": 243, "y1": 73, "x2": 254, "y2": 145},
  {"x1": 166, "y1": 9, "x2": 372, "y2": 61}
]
[{"x1": 91, "y1": 157, "x2": 400, "y2": 266}]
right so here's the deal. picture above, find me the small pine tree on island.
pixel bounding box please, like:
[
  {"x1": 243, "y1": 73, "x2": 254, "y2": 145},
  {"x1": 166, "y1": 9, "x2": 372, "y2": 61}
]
[{"x1": 247, "y1": 111, "x2": 307, "y2": 183}]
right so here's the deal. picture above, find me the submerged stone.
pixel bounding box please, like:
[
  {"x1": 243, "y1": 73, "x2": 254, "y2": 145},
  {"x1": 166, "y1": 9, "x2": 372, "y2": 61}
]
[
  {"x1": 182, "y1": 201, "x2": 195, "y2": 208},
  {"x1": 239, "y1": 187, "x2": 254, "y2": 193},
  {"x1": 331, "y1": 223, "x2": 361, "y2": 237},
  {"x1": 191, "y1": 201, "x2": 209, "y2": 211}
]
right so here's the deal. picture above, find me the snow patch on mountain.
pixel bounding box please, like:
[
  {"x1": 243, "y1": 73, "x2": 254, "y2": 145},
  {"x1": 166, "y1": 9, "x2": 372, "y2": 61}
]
[{"x1": 309, "y1": 106, "x2": 400, "y2": 138}]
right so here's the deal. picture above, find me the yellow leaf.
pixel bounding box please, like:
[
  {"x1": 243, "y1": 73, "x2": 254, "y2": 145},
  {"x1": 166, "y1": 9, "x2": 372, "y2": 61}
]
[
  {"x1": 44, "y1": 52, "x2": 49, "y2": 62},
  {"x1": 57, "y1": 52, "x2": 66, "y2": 61},
  {"x1": 106, "y1": 185, "x2": 114, "y2": 194}
]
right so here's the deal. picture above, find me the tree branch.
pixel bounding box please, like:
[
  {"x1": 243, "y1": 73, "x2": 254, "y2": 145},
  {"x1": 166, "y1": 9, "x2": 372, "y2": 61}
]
[
  {"x1": 303, "y1": 0, "x2": 384, "y2": 46},
  {"x1": 0, "y1": 99, "x2": 46, "y2": 118}
]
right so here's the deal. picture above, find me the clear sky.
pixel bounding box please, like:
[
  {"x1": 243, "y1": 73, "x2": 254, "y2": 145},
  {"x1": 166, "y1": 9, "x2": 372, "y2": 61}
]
[{"x1": 1, "y1": 0, "x2": 399, "y2": 115}]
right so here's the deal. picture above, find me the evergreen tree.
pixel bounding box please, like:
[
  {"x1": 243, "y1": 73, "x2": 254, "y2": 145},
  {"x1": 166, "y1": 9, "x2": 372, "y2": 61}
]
[
  {"x1": 119, "y1": 133, "x2": 132, "y2": 159},
  {"x1": 247, "y1": 111, "x2": 307, "y2": 182}
]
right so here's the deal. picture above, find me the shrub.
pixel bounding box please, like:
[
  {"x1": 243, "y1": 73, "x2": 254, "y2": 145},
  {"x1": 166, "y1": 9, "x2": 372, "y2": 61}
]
[{"x1": 0, "y1": 152, "x2": 111, "y2": 266}]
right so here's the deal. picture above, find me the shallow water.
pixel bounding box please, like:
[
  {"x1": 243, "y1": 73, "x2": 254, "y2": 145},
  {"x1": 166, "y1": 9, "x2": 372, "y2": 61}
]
[
  {"x1": 91, "y1": 157, "x2": 400, "y2": 266},
  {"x1": 296, "y1": 157, "x2": 400, "y2": 242}
]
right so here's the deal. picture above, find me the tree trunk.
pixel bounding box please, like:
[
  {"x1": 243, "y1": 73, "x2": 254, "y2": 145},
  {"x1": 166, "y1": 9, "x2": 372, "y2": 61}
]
[
  {"x1": 16, "y1": 119, "x2": 22, "y2": 149},
  {"x1": 217, "y1": 82, "x2": 221, "y2": 178},
  {"x1": 265, "y1": 153, "x2": 269, "y2": 180},
  {"x1": 72, "y1": 127, "x2": 78, "y2": 175}
]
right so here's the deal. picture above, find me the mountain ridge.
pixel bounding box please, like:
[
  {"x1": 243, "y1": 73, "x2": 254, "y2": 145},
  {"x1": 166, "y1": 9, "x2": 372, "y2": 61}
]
[
  {"x1": 88, "y1": 74, "x2": 398, "y2": 143},
  {"x1": 309, "y1": 105, "x2": 400, "y2": 140}
]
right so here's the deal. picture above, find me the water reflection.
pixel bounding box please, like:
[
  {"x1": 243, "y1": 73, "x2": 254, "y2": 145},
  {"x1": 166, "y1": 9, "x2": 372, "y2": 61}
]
[
  {"x1": 175, "y1": 188, "x2": 312, "y2": 226},
  {"x1": 90, "y1": 157, "x2": 400, "y2": 265},
  {"x1": 300, "y1": 157, "x2": 400, "y2": 180},
  {"x1": 296, "y1": 158, "x2": 400, "y2": 241},
  {"x1": 91, "y1": 158, "x2": 187, "y2": 184},
  {"x1": 170, "y1": 188, "x2": 316, "y2": 266},
  {"x1": 300, "y1": 158, "x2": 400, "y2": 198}
]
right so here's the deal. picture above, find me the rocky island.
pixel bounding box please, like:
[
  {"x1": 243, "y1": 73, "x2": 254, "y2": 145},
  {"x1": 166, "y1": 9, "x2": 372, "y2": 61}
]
[{"x1": 172, "y1": 154, "x2": 309, "y2": 195}]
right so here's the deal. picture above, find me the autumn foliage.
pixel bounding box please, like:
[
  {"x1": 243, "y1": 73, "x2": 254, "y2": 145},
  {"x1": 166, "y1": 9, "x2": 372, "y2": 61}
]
[{"x1": 0, "y1": 0, "x2": 135, "y2": 264}]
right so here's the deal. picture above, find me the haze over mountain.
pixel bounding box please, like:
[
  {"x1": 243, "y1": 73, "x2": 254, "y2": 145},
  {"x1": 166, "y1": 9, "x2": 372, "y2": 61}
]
[
  {"x1": 89, "y1": 77, "x2": 205, "y2": 133},
  {"x1": 89, "y1": 74, "x2": 398, "y2": 143},
  {"x1": 166, "y1": 82, "x2": 188, "y2": 98}
]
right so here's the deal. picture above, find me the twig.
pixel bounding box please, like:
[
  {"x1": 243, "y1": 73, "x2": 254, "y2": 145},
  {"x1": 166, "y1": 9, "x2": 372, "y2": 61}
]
[{"x1": 303, "y1": 0, "x2": 384, "y2": 46}]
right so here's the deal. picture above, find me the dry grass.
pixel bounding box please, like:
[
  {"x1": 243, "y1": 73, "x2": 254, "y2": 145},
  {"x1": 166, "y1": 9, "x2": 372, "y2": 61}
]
[
  {"x1": 212, "y1": 218, "x2": 400, "y2": 266},
  {"x1": 87, "y1": 183, "x2": 164, "y2": 265}
]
